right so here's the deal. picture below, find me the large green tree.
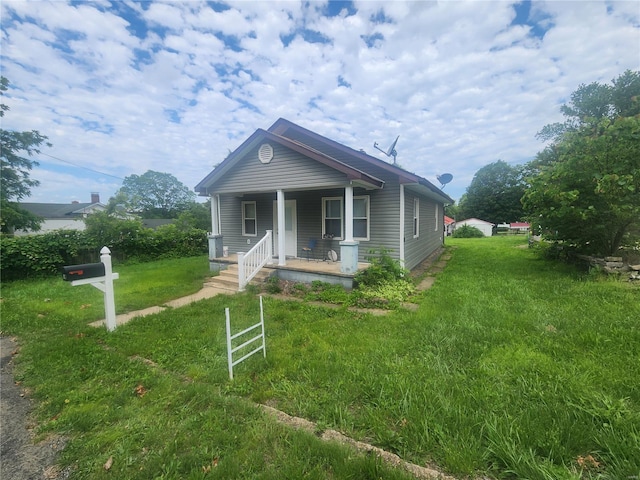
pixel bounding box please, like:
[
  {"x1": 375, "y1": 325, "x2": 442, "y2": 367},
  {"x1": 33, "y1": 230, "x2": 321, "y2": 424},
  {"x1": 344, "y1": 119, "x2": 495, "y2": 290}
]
[
  {"x1": 109, "y1": 170, "x2": 196, "y2": 218},
  {"x1": 0, "y1": 77, "x2": 48, "y2": 234},
  {"x1": 458, "y1": 160, "x2": 526, "y2": 225},
  {"x1": 523, "y1": 70, "x2": 640, "y2": 255}
]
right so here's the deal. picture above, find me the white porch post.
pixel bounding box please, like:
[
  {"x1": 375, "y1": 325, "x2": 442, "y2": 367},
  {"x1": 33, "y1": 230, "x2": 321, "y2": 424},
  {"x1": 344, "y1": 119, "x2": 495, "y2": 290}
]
[
  {"x1": 399, "y1": 184, "x2": 405, "y2": 267},
  {"x1": 208, "y1": 194, "x2": 223, "y2": 259},
  {"x1": 277, "y1": 189, "x2": 286, "y2": 266},
  {"x1": 344, "y1": 185, "x2": 354, "y2": 242},
  {"x1": 340, "y1": 184, "x2": 359, "y2": 274},
  {"x1": 210, "y1": 194, "x2": 220, "y2": 236}
]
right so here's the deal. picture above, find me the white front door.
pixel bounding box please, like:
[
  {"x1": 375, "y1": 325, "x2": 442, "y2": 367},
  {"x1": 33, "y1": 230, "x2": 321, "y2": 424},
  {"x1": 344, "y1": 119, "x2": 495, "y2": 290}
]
[{"x1": 273, "y1": 200, "x2": 297, "y2": 257}]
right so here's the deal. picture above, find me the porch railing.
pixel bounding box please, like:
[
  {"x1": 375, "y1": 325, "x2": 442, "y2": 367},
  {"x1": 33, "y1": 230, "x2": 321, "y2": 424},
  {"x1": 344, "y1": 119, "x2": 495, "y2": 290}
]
[{"x1": 238, "y1": 230, "x2": 273, "y2": 291}]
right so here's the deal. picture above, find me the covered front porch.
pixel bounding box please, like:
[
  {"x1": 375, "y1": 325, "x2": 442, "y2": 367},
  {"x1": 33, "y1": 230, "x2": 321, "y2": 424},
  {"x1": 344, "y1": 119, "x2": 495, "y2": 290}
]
[{"x1": 209, "y1": 252, "x2": 370, "y2": 290}]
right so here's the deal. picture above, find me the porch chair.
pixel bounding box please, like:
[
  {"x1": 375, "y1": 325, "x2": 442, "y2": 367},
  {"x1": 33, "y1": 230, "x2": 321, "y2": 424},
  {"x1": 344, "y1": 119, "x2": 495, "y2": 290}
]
[{"x1": 302, "y1": 238, "x2": 317, "y2": 261}]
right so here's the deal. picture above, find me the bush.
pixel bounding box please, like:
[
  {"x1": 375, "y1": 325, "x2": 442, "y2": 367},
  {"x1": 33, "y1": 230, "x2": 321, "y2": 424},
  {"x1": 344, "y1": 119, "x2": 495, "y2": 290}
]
[
  {"x1": 354, "y1": 247, "x2": 408, "y2": 288},
  {"x1": 452, "y1": 225, "x2": 485, "y2": 238},
  {"x1": 1, "y1": 216, "x2": 208, "y2": 281}
]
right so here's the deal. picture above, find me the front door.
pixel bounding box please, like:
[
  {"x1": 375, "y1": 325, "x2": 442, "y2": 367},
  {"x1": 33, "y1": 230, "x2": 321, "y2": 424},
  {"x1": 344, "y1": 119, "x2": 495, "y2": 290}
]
[{"x1": 273, "y1": 200, "x2": 297, "y2": 257}]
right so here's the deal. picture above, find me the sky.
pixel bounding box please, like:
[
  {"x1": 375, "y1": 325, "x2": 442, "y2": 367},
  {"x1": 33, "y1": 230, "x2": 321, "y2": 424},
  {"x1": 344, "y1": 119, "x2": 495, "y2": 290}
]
[{"x1": 1, "y1": 0, "x2": 638, "y2": 205}]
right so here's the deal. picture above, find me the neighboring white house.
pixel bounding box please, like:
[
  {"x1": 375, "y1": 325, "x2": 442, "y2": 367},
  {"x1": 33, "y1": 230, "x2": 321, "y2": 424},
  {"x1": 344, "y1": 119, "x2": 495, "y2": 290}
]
[
  {"x1": 16, "y1": 193, "x2": 105, "y2": 236},
  {"x1": 455, "y1": 218, "x2": 494, "y2": 237}
]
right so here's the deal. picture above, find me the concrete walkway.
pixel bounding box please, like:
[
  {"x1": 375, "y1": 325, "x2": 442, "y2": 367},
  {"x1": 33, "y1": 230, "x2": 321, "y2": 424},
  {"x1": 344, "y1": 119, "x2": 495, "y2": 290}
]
[{"x1": 89, "y1": 284, "x2": 235, "y2": 329}]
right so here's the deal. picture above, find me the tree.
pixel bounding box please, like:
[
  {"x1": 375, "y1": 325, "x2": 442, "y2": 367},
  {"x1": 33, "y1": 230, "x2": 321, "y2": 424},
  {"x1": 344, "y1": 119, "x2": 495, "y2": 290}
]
[
  {"x1": 523, "y1": 70, "x2": 640, "y2": 255},
  {"x1": 109, "y1": 170, "x2": 196, "y2": 218},
  {"x1": 0, "y1": 77, "x2": 49, "y2": 234},
  {"x1": 458, "y1": 160, "x2": 526, "y2": 225}
]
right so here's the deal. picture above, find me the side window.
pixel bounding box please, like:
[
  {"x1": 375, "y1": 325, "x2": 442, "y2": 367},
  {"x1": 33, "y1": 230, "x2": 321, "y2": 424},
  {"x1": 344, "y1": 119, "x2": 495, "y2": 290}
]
[
  {"x1": 435, "y1": 203, "x2": 439, "y2": 231},
  {"x1": 242, "y1": 201, "x2": 257, "y2": 236},
  {"x1": 413, "y1": 198, "x2": 419, "y2": 238},
  {"x1": 353, "y1": 196, "x2": 370, "y2": 241},
  {"x1": 322, "y1": 197, "x2": 343, "y2": 239}
]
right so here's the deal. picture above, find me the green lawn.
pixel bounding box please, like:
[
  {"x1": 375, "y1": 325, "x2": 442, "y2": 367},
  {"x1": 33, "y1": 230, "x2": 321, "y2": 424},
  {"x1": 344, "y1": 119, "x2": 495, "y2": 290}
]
[{"x1": 1, "y1": 238, "x2": 638, "y2": 479}]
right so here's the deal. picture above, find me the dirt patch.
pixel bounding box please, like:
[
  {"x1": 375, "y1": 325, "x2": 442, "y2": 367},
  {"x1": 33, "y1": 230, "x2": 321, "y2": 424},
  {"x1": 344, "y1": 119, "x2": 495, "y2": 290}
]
[{"x1": 0, "y1": 336, "x2": 70, "y2": 480}]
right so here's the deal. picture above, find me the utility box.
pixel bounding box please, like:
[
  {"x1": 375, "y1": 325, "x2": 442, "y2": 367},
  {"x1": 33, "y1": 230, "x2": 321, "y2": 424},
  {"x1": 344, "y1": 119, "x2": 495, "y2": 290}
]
[{"x1": 62, "y1": 263, "x2": 105, "y2": 281}]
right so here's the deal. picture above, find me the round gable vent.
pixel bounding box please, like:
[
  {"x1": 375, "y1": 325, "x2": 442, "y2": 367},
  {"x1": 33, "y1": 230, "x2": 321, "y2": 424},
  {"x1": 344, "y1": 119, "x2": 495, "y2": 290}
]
[{"x1": 258, "y1": 143, "x2": 273, "y2": 164}]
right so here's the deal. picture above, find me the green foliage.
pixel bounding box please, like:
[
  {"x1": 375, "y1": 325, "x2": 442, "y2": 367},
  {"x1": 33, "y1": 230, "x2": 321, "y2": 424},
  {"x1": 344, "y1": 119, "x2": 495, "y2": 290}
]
[
  {"x1": 264, "y1": 275, "x2": 282, "y2": 294},
  {"x1": 109, "y1": 170, "x2": 197, "y2": 218},
  {"x1": 1, "y1": 215, "x2": 207, "y2": 280},
  {"x1": 0, "y1": 230, "x2": 94, "y2": 280},
  {"x1": 458, "y1": 160, "x2": 526, "y2": 224},
  {"x1": 351, "y1": 248, "x2": 415, "y2": 308},
  {"x1": 523, "y1": 71, "x2": 640, "y2": 255},
  {"x1": 2, "y1": 237, "x2": 639, "y2": 479},
  {"x1": 0, "y1": 76, "x2": 49, "y2": 233},
  {"x1": 452, "y1": 224, "x2": 485, "y2": 238},
  {"x1": 354, "y1": 247, "x2": 408, "y2": 288}
]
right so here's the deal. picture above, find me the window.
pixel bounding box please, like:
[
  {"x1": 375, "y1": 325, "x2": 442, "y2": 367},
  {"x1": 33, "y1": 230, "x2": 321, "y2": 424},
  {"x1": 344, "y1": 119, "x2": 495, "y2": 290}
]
[
  {"x1": 353, "y1": 196, "x2": 369, "y2": 240},
  {"x1": 242, "y1": 201, "x2": 257, "y2": 236},
  {"x1": 413, "y1": 198, "x2": 419, "y2": 238},
  {"x1": 322, "y1": 197, "x2": 343, "y2": 239},
  {"x1": 435, "y1": 203, "x2": 439, "y2": 231}
]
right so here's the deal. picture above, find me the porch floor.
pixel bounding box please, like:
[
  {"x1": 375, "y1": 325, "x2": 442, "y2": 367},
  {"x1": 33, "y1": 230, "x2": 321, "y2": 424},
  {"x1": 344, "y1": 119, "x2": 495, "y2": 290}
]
[{"x1": 211, "y1": 254, "x2": 369, "y2": 277}]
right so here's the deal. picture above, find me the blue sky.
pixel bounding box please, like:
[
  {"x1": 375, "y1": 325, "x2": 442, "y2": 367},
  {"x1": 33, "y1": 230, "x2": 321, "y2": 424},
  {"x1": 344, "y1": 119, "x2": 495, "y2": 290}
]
[{"x1": 1, "y1": 0, "x2": 638, "y2": 205}]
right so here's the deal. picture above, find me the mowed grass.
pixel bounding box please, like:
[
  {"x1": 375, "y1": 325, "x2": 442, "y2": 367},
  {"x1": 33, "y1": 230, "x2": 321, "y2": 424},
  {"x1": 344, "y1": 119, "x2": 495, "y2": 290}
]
[{"x1": 2, "y1": 238, "x2": 639, "y2": 479}]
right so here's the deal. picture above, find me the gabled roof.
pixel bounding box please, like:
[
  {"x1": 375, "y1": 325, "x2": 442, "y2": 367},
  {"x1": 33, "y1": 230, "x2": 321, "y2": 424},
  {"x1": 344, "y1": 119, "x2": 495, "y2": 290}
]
[
  {"x1": 510, "y1": 222, "x2": 530, "y2": 228},
  {"x1": 195, "y1": 127, "x2": 385, "y2": 194},
  {"x1": 458, "y1": 217, "x2": 495, "y2": 226},
  {"x1": 19, "y1": 202, "x2": 104, "y2": 219},
  {"x1": 196, "y1": 118, "x2": 454, "y2": 205},
  {"x1": 268, "y1": 118, "x2": 454, "y2": 204},
  {"x1": 444, "y1": 215, "x2": 455, "y2": 225}
]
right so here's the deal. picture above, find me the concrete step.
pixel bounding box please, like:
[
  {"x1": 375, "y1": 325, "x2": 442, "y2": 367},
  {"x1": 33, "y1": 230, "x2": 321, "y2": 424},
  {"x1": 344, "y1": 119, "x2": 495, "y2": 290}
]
[{"x1": 204, "y1": 265, "x2": 274, "y2": 291}]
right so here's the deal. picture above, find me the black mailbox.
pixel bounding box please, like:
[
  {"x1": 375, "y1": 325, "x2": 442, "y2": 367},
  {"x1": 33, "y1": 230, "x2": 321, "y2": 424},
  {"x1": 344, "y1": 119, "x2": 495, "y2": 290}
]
[{"x1": 62, "y1": 263, "x2": 105, "y2": 281}]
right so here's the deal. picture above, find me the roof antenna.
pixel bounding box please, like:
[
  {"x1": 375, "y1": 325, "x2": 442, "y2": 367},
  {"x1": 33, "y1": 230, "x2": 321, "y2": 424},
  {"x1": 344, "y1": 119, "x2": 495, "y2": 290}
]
[
  {"x1": 437, "y1": 173, "x2": 453, "y2": 190},
  {"x1": 374, "y1": 135, "x2": 399, "y2": 165}
]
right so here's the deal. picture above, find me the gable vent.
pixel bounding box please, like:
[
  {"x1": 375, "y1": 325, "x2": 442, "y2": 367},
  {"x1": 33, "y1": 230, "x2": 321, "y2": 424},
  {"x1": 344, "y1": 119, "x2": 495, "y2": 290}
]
[{"x1": 258, "y1": 143, "x2": 273, "y2": 164}]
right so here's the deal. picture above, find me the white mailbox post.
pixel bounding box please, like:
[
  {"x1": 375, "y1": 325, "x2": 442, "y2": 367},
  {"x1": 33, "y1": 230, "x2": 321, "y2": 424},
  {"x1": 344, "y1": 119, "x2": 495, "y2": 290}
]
[{"x1": 63, "y1": 247, "x2": 119, "y2": 331}]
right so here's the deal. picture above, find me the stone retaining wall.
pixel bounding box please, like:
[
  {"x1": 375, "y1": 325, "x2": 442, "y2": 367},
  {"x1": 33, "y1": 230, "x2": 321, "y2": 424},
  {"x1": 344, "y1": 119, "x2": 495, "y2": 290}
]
[{"x1": 576, "y1": 254, "x2": 640, "y2": 280}]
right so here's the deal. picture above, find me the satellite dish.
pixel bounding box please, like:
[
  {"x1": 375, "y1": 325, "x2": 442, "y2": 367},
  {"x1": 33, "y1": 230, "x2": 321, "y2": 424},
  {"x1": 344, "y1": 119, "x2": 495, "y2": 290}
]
[
  {"x1": 437, "y1": 173, "x2": 453, "y2": 189},
  {"x1": 373, "y1": 135, "x2": 399, "y2": 164}
]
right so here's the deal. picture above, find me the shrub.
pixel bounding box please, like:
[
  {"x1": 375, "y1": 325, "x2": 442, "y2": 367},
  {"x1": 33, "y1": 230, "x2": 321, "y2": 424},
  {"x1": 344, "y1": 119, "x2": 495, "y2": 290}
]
[
  {"x1": 354, "y1": 247, "x2": 408, "y2": 288},
  {"x1": 452, "y1": 225, "x2": 485, "y2": 238}
]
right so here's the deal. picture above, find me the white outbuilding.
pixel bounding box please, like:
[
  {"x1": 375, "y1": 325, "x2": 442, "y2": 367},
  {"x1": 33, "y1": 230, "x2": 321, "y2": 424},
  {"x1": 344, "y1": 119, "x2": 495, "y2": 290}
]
[{"x1": 455, "y1": 218, "x2": 495, "y2": 237}]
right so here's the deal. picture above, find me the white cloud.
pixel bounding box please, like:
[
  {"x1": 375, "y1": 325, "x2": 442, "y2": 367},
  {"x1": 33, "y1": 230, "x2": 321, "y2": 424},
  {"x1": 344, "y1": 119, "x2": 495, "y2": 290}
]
[{"x1": 1, "y1": 0, "x2": 638, "y2": 204}]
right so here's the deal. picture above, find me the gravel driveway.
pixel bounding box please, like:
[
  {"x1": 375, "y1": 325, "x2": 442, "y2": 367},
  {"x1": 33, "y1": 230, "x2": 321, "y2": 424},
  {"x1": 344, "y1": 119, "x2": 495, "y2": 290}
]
[{"x1": 1, "y1": 336, "x2": 68, "y2": 480}]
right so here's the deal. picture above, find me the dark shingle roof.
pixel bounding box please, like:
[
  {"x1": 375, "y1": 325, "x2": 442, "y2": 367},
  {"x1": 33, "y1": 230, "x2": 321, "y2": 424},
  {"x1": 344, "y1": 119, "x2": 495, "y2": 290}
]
[{"x1": 19, "y1": 202, "x2": 100, "y2": 219}]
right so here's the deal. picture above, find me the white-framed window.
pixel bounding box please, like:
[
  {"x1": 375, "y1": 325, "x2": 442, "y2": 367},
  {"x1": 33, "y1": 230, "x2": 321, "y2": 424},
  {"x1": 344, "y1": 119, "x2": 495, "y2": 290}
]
[
  {"x1": 242, "y1": 201, "x2": 257, "y2": 236},
  {"x1": 322, "y1": 197, "x2": 343, "y2": 239},
  {"x1": 435, "y1": 203, "x2": 439, "y2": 231},
  {"x1": 353, "y1": 195, "x2": 370, "y2": 241},
  {"x1": 413, "y1": 198, "x2": 420, "y2": 238}
]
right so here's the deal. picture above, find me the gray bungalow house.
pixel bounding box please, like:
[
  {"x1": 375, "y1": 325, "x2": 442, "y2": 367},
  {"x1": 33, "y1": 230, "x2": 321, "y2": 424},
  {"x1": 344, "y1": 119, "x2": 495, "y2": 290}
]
[{"x1": 195, "y1": 118, "x2": 453, "y2": 287}]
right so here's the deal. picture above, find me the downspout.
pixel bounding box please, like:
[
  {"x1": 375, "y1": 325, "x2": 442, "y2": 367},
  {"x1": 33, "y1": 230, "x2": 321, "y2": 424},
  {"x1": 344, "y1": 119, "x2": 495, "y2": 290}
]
[{"x1": 399, "y1": 184, "x2": 405, "y2": 267}]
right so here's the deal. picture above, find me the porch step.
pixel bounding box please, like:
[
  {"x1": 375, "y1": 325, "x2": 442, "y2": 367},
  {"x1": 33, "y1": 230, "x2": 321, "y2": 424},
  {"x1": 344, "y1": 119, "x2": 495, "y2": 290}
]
[{"x1": 204, "y1": 264, "x2": 274, "y2": 292}]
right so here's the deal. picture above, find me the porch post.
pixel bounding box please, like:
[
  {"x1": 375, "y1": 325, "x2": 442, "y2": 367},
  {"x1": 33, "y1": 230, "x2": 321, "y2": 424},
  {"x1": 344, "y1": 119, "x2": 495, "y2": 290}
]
[
  {"x1": 277, "y1": 189, "x2": 286, "y2": 266},
  {"x1": 208, "y1": 194, "x2": 223, "y2": 259},
  {"x1": 210, "y1": 194, "x2": 220, "y2": 236},
  {"x1": 340, "y1": 184, "x2": 359, "y2": 274}
]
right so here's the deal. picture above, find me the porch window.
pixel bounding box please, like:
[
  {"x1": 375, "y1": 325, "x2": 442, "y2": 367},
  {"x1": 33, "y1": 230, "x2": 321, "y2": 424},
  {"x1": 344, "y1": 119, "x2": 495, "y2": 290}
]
[
  {"x1": 322, "y1": 197, "x2": 343, "y2": 239},
  {"x1": 242, "y1": 201, "x2": 257, "y2": 236},
  {"x1": 413, "y1": 198, "x2": 419, "y2": 238},
  {"x1": 353, "y1": 195, "x2": 369, "y2": 241}
]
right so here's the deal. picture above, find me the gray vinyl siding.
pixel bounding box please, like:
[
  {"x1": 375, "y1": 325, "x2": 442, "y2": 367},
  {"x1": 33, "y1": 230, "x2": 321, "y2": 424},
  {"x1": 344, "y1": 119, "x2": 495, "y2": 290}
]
[
  {"x1": 212, "y1": 143, "x2": 347, "y2": 194},
  {"x1": 214, "y1": 132, "x2": 443, "y2": 269},
  {"x1": 404, "y1": 191, "x2": 443, "y2": 270}
]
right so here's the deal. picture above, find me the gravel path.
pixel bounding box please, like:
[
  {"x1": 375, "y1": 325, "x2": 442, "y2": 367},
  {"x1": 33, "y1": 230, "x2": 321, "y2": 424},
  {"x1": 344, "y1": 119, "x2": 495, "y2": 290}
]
[{"x1": 1, "y1": 336, "x2": 68, "y2": 480}]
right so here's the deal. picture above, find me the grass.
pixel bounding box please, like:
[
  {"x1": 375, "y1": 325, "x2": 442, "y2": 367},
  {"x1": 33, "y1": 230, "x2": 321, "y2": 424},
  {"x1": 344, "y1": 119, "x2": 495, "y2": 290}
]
[{"x1": 1, "y1": 239, "x2": 639, "y2": 479}]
